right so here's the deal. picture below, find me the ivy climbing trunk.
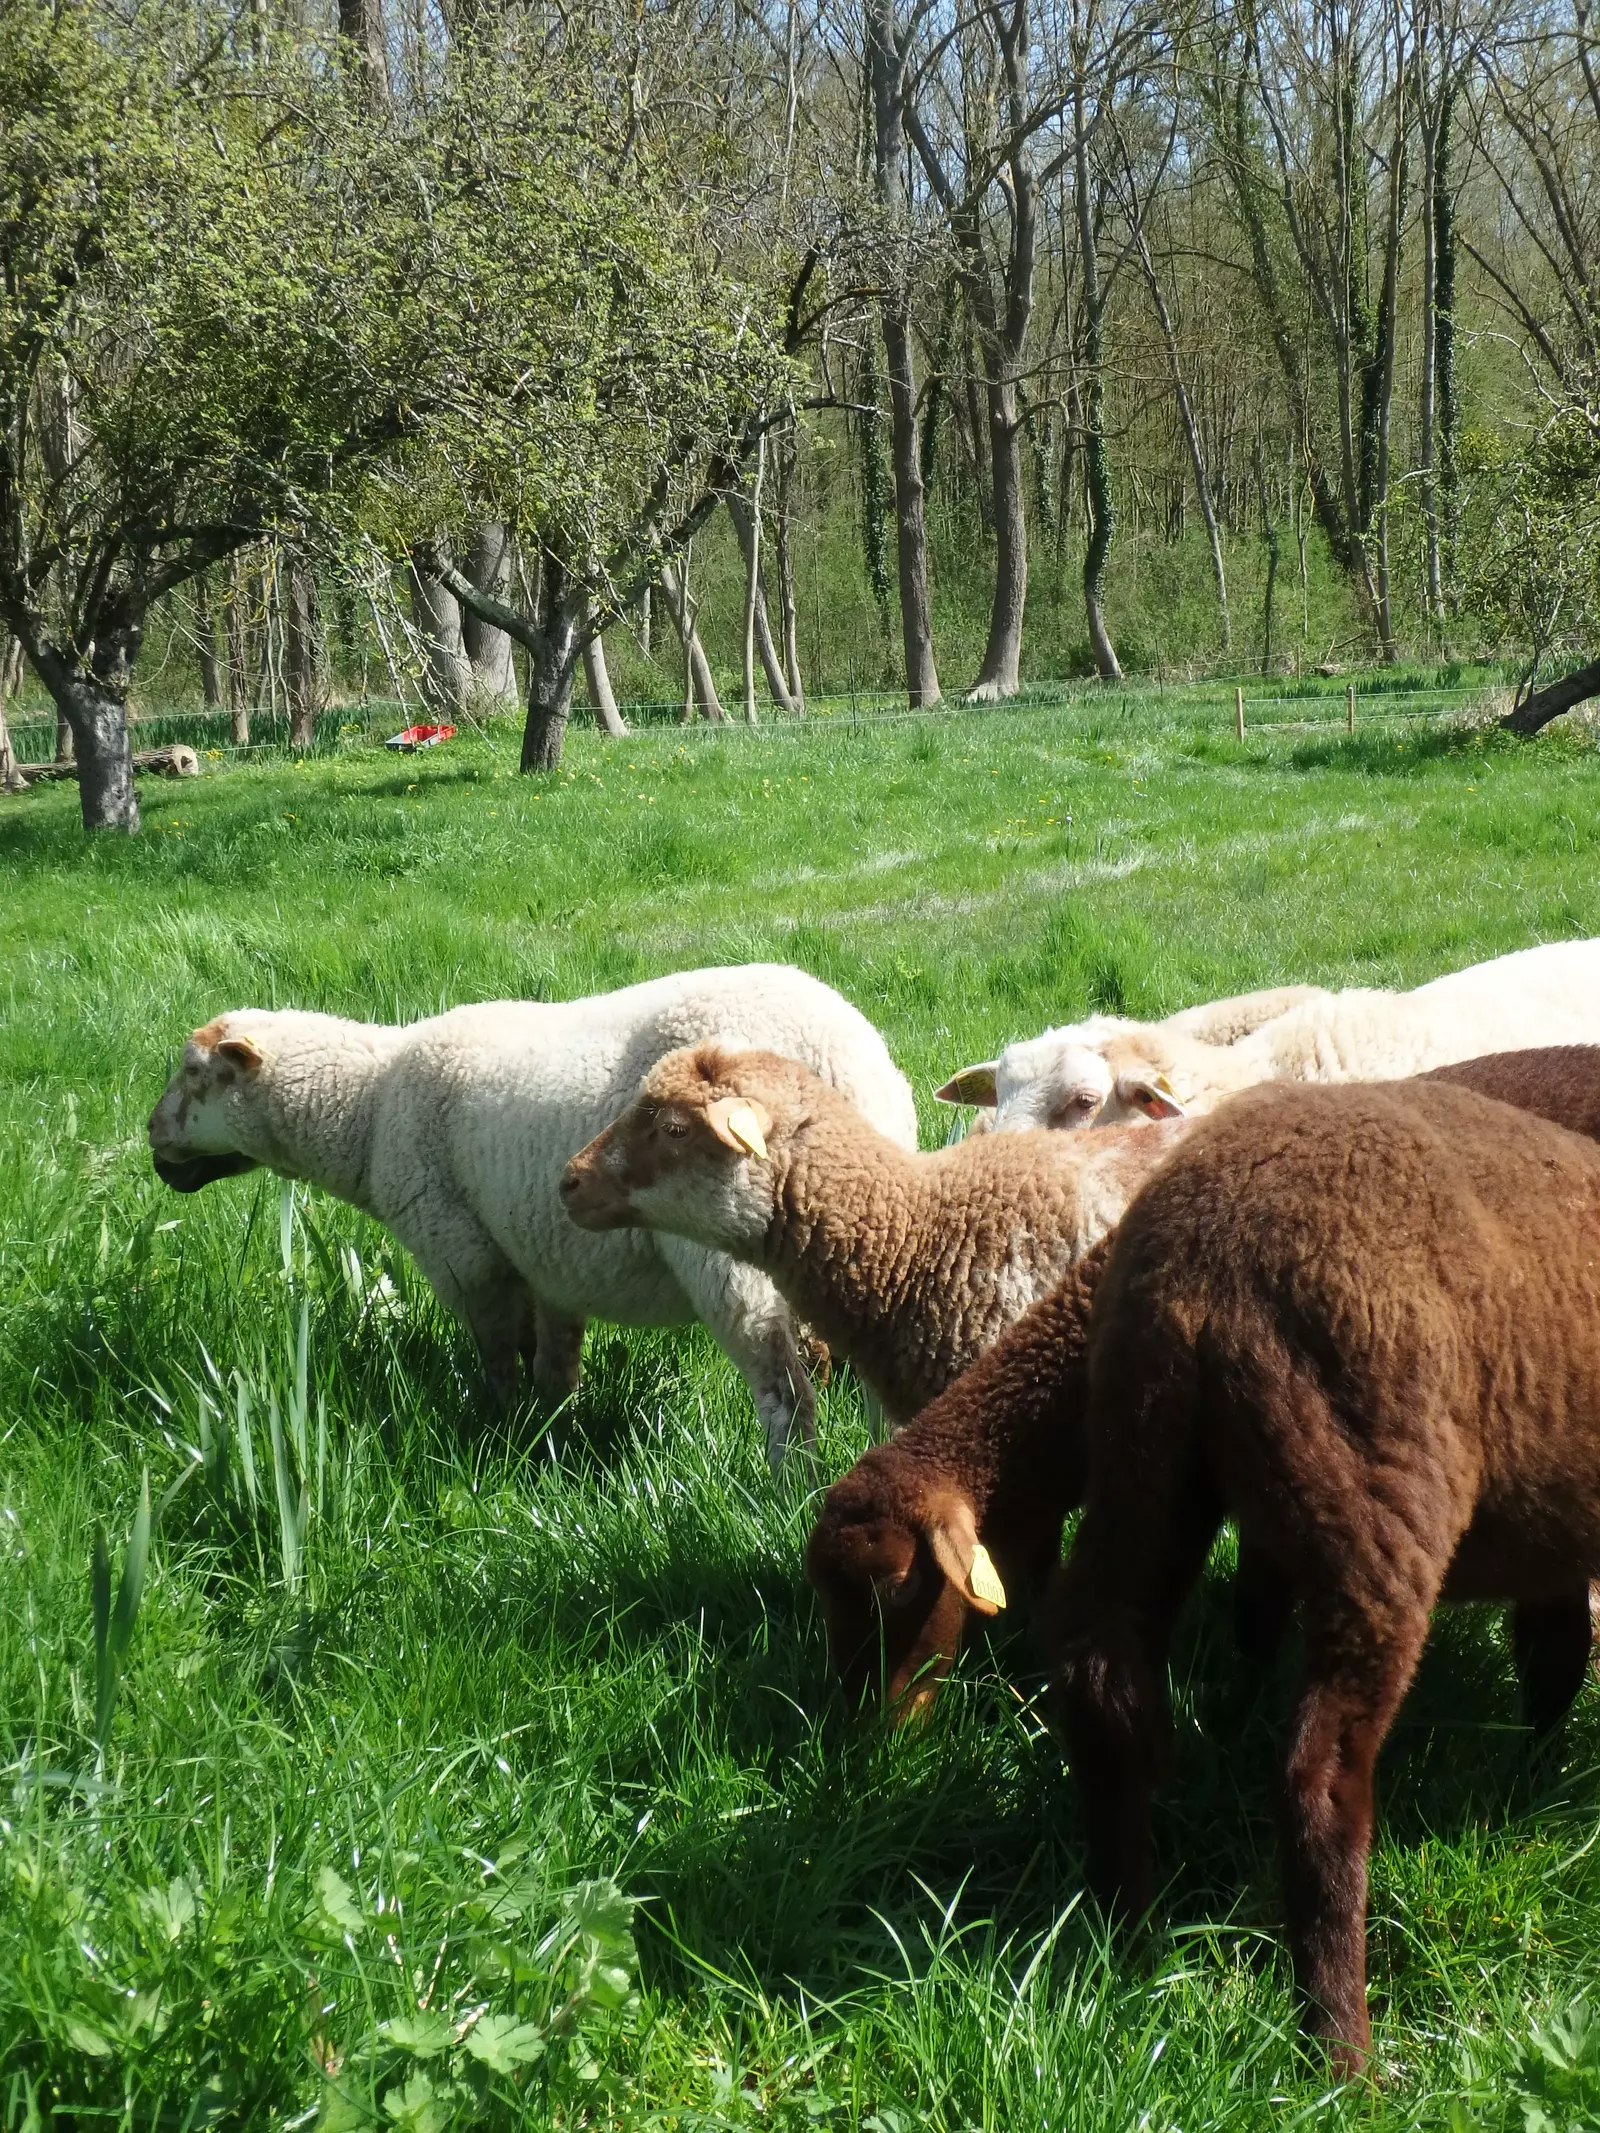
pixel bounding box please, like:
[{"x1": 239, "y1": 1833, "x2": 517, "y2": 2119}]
[{"x1": 1075, "y1": 78, "x2": 1121, "y2": 682}]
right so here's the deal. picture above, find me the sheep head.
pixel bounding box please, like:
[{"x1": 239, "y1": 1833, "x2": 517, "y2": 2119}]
[
  {"x1": 561, "y1": 1042, "x2": 816, "y2": 1255},
  {"x1": 937, "y1": 1027, "x2": 1190, "y2": 1133},
  {"x1": 147, "y1": 1015, "x2": 269, "y2": 1191},
  {"x1": 804, "y1": 1447, "x2": 1006, "y2": 1719}
]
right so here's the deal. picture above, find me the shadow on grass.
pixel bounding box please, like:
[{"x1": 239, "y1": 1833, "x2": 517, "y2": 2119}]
[
  {"x1": 591, "y1": 1534, "x2": 1600, "y2": 2005},
  {"x1": 1285, "y1": 724, "x2": 1526, "y2": 775}
]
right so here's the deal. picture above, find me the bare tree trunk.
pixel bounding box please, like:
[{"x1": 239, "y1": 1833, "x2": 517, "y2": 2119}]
[
  {"x1": 226, "y1": 556, "x2": 252, "y2": 748},
  {"x1": 522, "y1": 560, "x2": 581, "y2": 773},
  {"x1": 336, "y1": 0, "x2": 388, "y2": 104},
  {"x1": 1075, "y1": 80, "x2": 1121, "y2": 683},
  {"x1": 775, "y1": 436, "x2": 805, "y2": 711},
  {"x1": 408, "y1": 545, "x2": 471, "y2": 714},
  {"x1": 968, "y1": 376, "x2": 1030, "y2": 699},
  {"x1": 1433, "y1": 75, "x2": 1459, "y2": 614},
  {"x1": 741, "y1": 436, "x2": 765, "y2": 724},
  {"x1": 867, "y1": 0, "x2": 941, "y2": 708},
  {"x1": 0, "y1": 638, "x2": 26, "y2": 792},
  {"x1": 460, "y1": 521, "x2": 518, "y2": 708},
  {"x1": 1418, "y1": 82, "x2": 1440, "y2": 628},
  {"x1": 0, "y1": 706, "x2": 21, "y2": 793},
  {"x1": 27, "y1": 637, "x2": 140, "y2": 831},
  {"x1": 582, "y1": 621, "x2": 628, "y2": 736},
  {"x1": 194, "y1": 572, "x2": 223, "y2": 709},
  {"x1": 726, "y1": 474, "x2": 798, "y2": 714},
  {"x1": 1371, "y1": 86, "x2": 1405, "y2": 663},
  {"x1": 55, "y1": 714, "x2": 73, "y2": 765},
  {"x1": 285, "y1": 562, "x2": 323, "y2": 750},
  {"x1": 66, "y1": 686, "x2": 137, "y2": 829},
  {"x1": 1255, "y1": 438, "x2": 1281, "y2": 677},
  {"x1": 660, "y1": 555, "x2": 726, "y2": 723},
  {"x1": 1132, "y1": 224, "x2": 1228, "y2": 650}
]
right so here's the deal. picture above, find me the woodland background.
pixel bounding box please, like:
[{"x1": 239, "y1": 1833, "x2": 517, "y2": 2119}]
[{"x1": 2, "y1": 0, "x2": 1599, "y2": 831}]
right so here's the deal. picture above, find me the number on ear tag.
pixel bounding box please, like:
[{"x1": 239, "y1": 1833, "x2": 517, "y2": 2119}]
[{"x1": 968, "y1": 1543, "x2": 1007, "y2": 1610}]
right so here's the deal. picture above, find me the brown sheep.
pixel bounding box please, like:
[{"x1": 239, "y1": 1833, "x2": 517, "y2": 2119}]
[
  {"x1": 804, "y1": 1244, "x2": 1109, "y2": 1712},
  {"x1": 1050, "y1": 1077, "x2": 1600, "y2": 2076},
  {"x1": 808, "y1": 1044, "x2": 1600, "y2": 1724},
  {"x1": 559, "y1": 1042, "x2": 1183, "y2": 1426}
]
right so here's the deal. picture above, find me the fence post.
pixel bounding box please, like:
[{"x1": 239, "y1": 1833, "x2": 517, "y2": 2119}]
[
  {"x1": 1235, "y1": 685, "x2": 1245, "y2": 742},
  {"x1": 1346, "y1": 683, "x2": 1355, "y2": 735}
]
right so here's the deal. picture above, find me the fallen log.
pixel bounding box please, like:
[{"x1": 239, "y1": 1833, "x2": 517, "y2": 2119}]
[{"x1": 13, "y1": 743, "x2": 200, "y2": 785}]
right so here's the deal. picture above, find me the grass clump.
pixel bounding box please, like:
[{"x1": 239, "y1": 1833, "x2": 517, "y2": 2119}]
[{"x1": 4, "y1": 681, "x2": 1600, "y2": 2125}]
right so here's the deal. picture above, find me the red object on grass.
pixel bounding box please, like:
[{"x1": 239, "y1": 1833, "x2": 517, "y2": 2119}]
[{"x1": 385, "y1": 722, "x2": 457, "y2": 752}]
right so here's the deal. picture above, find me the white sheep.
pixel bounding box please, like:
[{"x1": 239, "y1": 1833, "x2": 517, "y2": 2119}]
[
  {"x1": 942, "y1": 939, "x2": 1600, "y2": 1130},
  {"x1": 146, "y1": 965, "x2": 918, "y2": 1464},
  {"x1": 934, "y1": 983, "x2": 1326, "y2": 1129}
]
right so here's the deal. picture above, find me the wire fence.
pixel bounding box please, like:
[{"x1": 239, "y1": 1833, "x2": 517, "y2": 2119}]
[{"x1": 4, "y1": 666, "x2": 1524, "y2": 771}]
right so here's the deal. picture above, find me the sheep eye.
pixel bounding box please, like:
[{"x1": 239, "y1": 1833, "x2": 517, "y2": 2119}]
[{"x1": 662, "y1": 1118, "x2": 689, "y2": 1139}]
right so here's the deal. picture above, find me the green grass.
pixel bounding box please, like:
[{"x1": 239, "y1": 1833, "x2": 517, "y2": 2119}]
[{"x1": 5, "y1": 681, "x2": 1600, "y2": 2128}]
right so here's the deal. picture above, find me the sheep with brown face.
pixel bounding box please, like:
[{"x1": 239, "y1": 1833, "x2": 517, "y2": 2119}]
[
  {"x1": 561, "y1": 1044, "x2": 1184, "y2": 1428},
  {"x1": 1051, "y1": 1075, "x2": 1600, "y2": 2077},
  {"x1": 804, "y1": 1247, "x2": 1107, "y2": 1712}
]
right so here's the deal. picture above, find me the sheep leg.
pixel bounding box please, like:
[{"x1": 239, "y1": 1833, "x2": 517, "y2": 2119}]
[
  {"x1": 655, "y1": 1239, "x2": 817, "y2": 1468},
  {"x1": 410, "y1": 1230, "x2": 536, "y2": 1413},
  {"x1": 460, "y1": 1279, "x2": 538, "y2": 1413},
  {"x1": 528, "y1": 1301, "x2": 585, "y2": 1406},
  {"x1": 1051, "y1": 1480, "x2": 1222, "y2": 1927},
  {"x1": 1282, "y1": 1596, "x2": 1435, "y2": 2079},
  {"x1": 1513, "y1": 1588, "x2": 1593, "y2": 1738}
]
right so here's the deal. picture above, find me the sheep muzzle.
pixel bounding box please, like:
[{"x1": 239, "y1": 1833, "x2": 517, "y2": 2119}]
[
  {"x1": 559, "y1": 1140, "x2": 635, "y2": 1229},
  {"x1": 152, "y1": 1150, "x2": 260, "y2": 1192}
]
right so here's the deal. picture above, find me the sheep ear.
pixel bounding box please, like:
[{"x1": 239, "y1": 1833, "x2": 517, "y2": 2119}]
[
  {"x1": 706, "y1": 1097, "x2": 771, "y2": 1158},
  {"x1": 1117, "y1": 1069, "x2": 1185, "y2": 1120},
  {"x1": 935, "y1": 1062, "x2": 999, "y2": 1107},
  {"x1": 217, "y1": 1036, "x2": 265, "y2": 1072},
  {"x1": 924, "y1": 1495, "x2": 1007, "y2": 1616}
]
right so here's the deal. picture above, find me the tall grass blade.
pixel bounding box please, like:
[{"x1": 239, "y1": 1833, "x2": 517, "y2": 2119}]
[
  {"x1": 93, "y1": 1470, "x2": 150, "y2": 1753},
  {"x1": 90, "y1": 1526, "x2": 111, "y2": 1744},
  {"x1": 290, "y1": 1299, "x2": 309, "y2": 1467},
  {"x1": 267, "y1": 1390, "x2": 302, "y2": 1590},
  {"x1": 234, "y1": 1378, "x2": 258, "y2": 1510}
]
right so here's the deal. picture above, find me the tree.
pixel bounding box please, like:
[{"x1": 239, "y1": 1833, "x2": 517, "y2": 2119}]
[
  {"x1": 1460, "y1": 393, "x2": 1600, "y2": 730},
  {"x1": 865, "y1": 0, "x2": 941, "y2": 706},
  {"x1": 1208, "y1": 0, "x2": 1411, "y2": 650},
  {"x1": 0, "y1": 9, "x2": 419, "y2": 829},
  {"x1": 394, "y1": 21, "x2": 790, "y2": 771}
]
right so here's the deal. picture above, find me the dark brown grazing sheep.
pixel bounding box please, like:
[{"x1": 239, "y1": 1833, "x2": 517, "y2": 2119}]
[
  {"x1": 808, "y1": 1044, "x2": 1600, "y2": 1722},
  {"x1": 1050, "y1": 1077, "x2": 1600, "y2": 2076},
  {"x1": 804, "y1": 1243, "x2": 1109, "y2": 1712}
]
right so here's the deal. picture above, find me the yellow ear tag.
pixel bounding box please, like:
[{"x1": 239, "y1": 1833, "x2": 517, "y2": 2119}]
[
  {"x1": 967, "y1": 1543, "x2": 1007, "y2": 1610},
  {"x1": 1153, "y1": 1072, "x2": 1177, "y2": 1096},
  {"x1": 726, "y1": 1103, "x2": 768, "y2": 1159}
]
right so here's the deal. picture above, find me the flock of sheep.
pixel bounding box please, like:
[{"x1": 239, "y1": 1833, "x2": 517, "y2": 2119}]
[{"x1": 146, "y1": 936, "x2": 1600, "y2": 2076}]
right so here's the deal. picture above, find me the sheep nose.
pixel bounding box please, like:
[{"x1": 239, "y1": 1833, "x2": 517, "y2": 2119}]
[{"x1": 558, "y1": 1168, "x2": 581, "y2": 1200}]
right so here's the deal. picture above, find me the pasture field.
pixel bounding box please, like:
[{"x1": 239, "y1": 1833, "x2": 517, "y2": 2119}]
[{"x1": 6, "y1": 677, "x2": 1600, "y2": 2128}]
